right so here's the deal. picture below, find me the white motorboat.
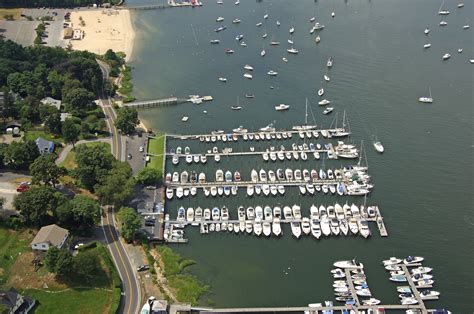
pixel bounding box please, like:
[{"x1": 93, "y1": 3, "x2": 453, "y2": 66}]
[
  {"x1": 282, "y1": 57, "x2": 288, "y2": 63},
  {"x1": 310, "y1": 219, "x2": 321, "y2": 239},
  {"x1": 287, "y1": 47, "x2": 299, "y2": 54},
  {"x1": 356, "y1": 289, "x2": 371, "y2": 297},
  {"x1": 315, "y1": 35, "x2": 320, "y2": 43},
  {"x1": 458, "y1": 48, "x2": 463, "y2": 53},
  {"x1": 327, "y1": 57, "x2": 333, "y2": 67},
  {"x1": 272, "y1": 218, "x2": 282, "y2": 236},
  {"x1": 289, "y1": 27, "x2": 295, "y2": 34},
  {"x1": 235, "y1": 34, "x2": 244, "y2": 41},
  {"x1": 323, "y1": 107, "x2": 334, "y2": 115},
  {"x1": 458, "y1": 2, "x2": 464, "y2": 7},
  {"x1": 166, "y1": 188, "x2": 174, "y2": 200},
  {"x1": 267, "y1": 70, "x2": 278, "y2": 76},
  {"x1": 362, "y1": 298, "x2": 381, "y2": 305},
  {"x1": 420, "y1": 290, "x2": 440, "y2": 299},
  {"x1": 244, "y1": 64, "x2": 254, "y2": 71},
  {"x1": 275, "y1": 104, "x2": 290, "y2": 111},
  {"x1": 261, "y1": 48, "x2": 266, "y2": 57},
  {"x1": 292, "y1": 204, "x2": 302, "y2": 219},
  {"x1": 216, "y1": 16, "x2": 224, "y2": 22},
  {"x1": 317, "y1": 88, "x2": 324, "y2": 96},
  {"x1": 333, "y1": 260, "x2": 364, "y2": 269},
  {"x1": 245, "y1": 221, "x2": 253, "y2": 233},
  {"x1": 404, "y1": 256, "x2": 424, "y2": 265},
  {"x1": 424, "y1": 28, "x2": 430, "y2": 34},
  {"x1": 254, "y1": 221, "x2": 262, "y2": 236},
  {"x1": 244, "y1": 73, "x2": 253, "y2": 79},
  {"x1": 256, "y1": 22, "x2": 262, "y2": 27},
  {"x1": 218, "y1": 77, "x2": 227, "y2": 82},
  {"x1": 339, "y1": 219, "x2": 349, "y2": 235},
  {"x1": 358, "y1": 219, "x2": 371, "y2": 238},
  {"x1": 186, "y1": 207, "x2": 194, "y2": 222},
  {"x1": 439, "y1": 21, "x2": 448, "y2": 26},
  {"x1": 246, "y1": 207, "x2": 255, "y2": 220},
  {"x1": 216, "y1": 169, "x2": 224, "y2": 182},
  {"x1": 320, "y1": 218, "x2": 331, "y2": 236},
  {"x1": 318, "y1": 99, "x2": 331, "y2": 106},
  {"x1": 383, "y1": 257, "x2": 403, "y2": 266},
  {"x1": 411, "y1": 266, "x2": 433, "y2": 274},
  {"x1": 221, "y1": 206, "x2": 229, "y2": 221},
  {"x1": 259, "y1": 169, "x2": 267, "y2": 181},
  {"x1": 419, "y1": 87, "x2": 433, "y2": 103},
  {"x1": 324, "y1": 75, "x2": 330, "y2": 82},
  {"x1": 401, "y1": 297, "x2": 418, "y2": 305},
  {"x1": 262, "y1": 222, "x2": 271, "y2": 236},
  {"x1": 373, "y1": 141, "x2": 384, "y2": 153},
  {"x1": 177, "y1": 207, "x2": 185, "y2": 222},
  {"x1": 232, "y1": 18, "x2": 241, "y2": 24},
  {"x1": 210, "y1": 39, "x2": 220, "y2": 44},
  {"x1": 255, "y1": 206, "x2": 264, "y2": 220},
  {"x1": 276, "y1": 20, "x2": 280, "y2": 26},
  {"x1": 442, "y1": 53, "x2": 451, "y2": 60},
  {"x1": 277, "y1": 185, "x2": 285, "y2": 195},
  {"x1": 423, "y1": 43, "x2": 431, "y2": 49},
  {"x1": 301, "y1": 217, "x2": 311, "y2": 235},
  {"x1": 291, "y1": 222, "x2": 301, "y2": 238}
]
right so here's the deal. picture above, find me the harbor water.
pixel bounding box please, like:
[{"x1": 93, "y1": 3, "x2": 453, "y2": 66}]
[{"x1": 127, "y1": 0, "x2": 473, "y2": 311}]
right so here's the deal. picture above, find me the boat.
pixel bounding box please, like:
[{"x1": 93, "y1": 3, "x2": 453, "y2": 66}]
[
  {"x1": 442, "y1": 53, "x2": 451, "y2": 60},
  {"x1": 318, "y1": 99, "x2": 331, "y2": 106},
  {"x1": 301, "y1": 218, "x2": 311, "y2": 235},
  {"x1": 287, "y1": 47, "x2": 299, "y2": 54},
  {"x1": 270, "y1": 40, "x2": 280, "y2": 46},
  {"x1": 232, "y1": 18, "x2": 241, "y2": 24},
  {"x1": 390, "y1": 274, "x2": 407, "y2": 282},
  {"x1": 214, "y1": 26, "x2": 227, "y2": 32},
  {"x1": 288, "y1": 39, "x2": 294, "y2": 45},
  {"x1": 383, "y1": 257, "x2": 402, "y2": 266},
  {"x1": 166, "y1": 188, "x2": 173, "y2": 200},
  {"x1": 225, "y1": 49, "x2": 234, "y2": 54},
  {"x1": 177, "y1": 207, "x2": 185, "y2": 222},
  {"x1": 261, "y1": 48, "x2": 266, "y2": 57},
  {"x1": 272, "y1": 218, "x2": 282, "y2": 236},
  {"x1": 245, "y1": 221, "x2": 253, "y2": 233},
  {"x1": 291, "y1": 222, "x2": 301, "y2": 238},
  {"x1": 282, "y1": 57, "x2": 288, "y2": 63},
  {"x1": 259, "y1": 169, "x2": 267, "y2": 182},
  {"x1": 458, "y1": 2, "x2": 464, "y2": 7},
  {"x1": 276, "y1": 20, "x2": 280, "y2": 26},
  {"x1": 245, "y1": 94, "x2": 255, "y2": 98},
  {"x1": 324, "y1": 74, "x2": 330, "y2": 82},
  {"x1": 262, "y1": 32, "x2": 268, "y2": 39},
  {"x1": 317, "y1": 88, "x2": 324, "y2": 96},
  {"x1": 424, "y1": 28, "x2": 430, "y2": 34},
  {"x1": 458, "y1": 48, "x2": 463, "y2": 53},
  {"x1": 289, "y1": 27, "x2": 295, "y2": 34},
  {"x1": 423, "y1": 43, "x2": 431, "y2": 49},
  {"x1": 411, "y1": 266, "x2": 433, "y2": 274},
  {"x1": 292, "y1": 204, "x2": 302, "y2": 219},
  {"x1": 323, "y1": 107, "x2": 334, "y2": 115},
  {"x1": 464, "y1": 25, "x2": 470, "y2": 29},
  {"x1": 327, "y1": 57, "x2": 333, "y2": 67},
  {"x1": 401, "y1": 297, "x2": 418, "y2": 305},
  {"x1": 333, "y1": 260, "x2": 364, "y2": 269},
  {"x1": 256, "y1": 22, "x2": 263, "y2": 27},
  {"x1": 218, "y1": 77, "x2": 227, "y2": 82},
  {"x1": 216, "y1": 16, "x2": 224, "y2": 22},
  {"x1": 216, "y1": 169, "x2": 224, "y2": 182},
  {"x1": 254, "y1": 221, "x2": 262, "y2": 236},
  {"x1": 275, "y1": 104, "x2": 290, "y2": 111},
  {"x1": 244, "y1": 64, "x2": 254, "y2": 71},
  {"x1": 315, "y1": 35, "x2": 320, "y2": 43},
  {"x1": 262, "y1": 222, "x2": 271, "y2": 236},
  {"x1": 263, "y1": 13, "x2": 268, "y2": 19},
  {"x1": 235, "y1": 34, "x2": 244, "y2": 41},
  {"x1": 310, "y1": 219, "x2": 321, "y2": 238},
  {"x1": 330, "y1": 219, "x2": 340, "y2": 235},
  {"x1": 373, "y1": 140, "x2": 384, "y2": 153},
  {"x1": 404, "y1": 256, "x2": 424, "y2": 265},
  {"x1": 231, "y1": 106, "x2": 242, "y2": 110},
  {"x1": 267, "y1": 70, "x2": 278, "y2": 76},
  {"x1": 362, "y1": 298, "x2": 381, "y2": 305},
  {"x1": 210, "y1": 39, "x2": 220, "y2": 44},
  {"x1": 243, "y1": 73, "x2": 253, "y2": 79}
]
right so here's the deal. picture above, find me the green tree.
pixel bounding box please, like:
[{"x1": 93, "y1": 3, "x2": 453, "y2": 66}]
[
  {"x1": 0, "y1": 143, "x2": 8, "y2": 169},
  {"x1": 63, "y1": 87, "x2": 95, "y2": 111},
  {"x1": 73, "y1": 250, "x2": 101, "y2": 283},
  {"x1": 56, "y1": 196, "x2": 101, "y2": 235},
  {"x1": 3, "y1": 140, "x2": 40, "y2": 170},
  {"x1": 136, "y1": 167, "x2": 162, "y2": 186},
  {"x1": 74, "y1": 143, "x2": 114, "y2": 190},
  {"x1": 62, "y1": 118, "x2": 80, "y2": 147},
  {"x1": 118, "y1": 207, "x2": 141, "y2": 242},
  {"x1": 47, "y1": 70, "x2": 65, "y2": 99},
  {"x1": 115, "y1": 107, "x2": 139, "y2": 135},
  {"x1": 29, "y1": 155, "x2": 66, "y2": 187},
  {"x1": 45, "y1": 247, "x2": 73, "y2": 277},
  {"x1": 95, "y1": 162, "x2": 135, "y2": 207},
  {"x1": 13, "y1": 186, "x2": 61, "y2": 227}
]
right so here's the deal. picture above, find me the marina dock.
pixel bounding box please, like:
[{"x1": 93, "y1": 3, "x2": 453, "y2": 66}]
[{"x1": 124, "y1": 95, "x2": 213, "y2": 109}]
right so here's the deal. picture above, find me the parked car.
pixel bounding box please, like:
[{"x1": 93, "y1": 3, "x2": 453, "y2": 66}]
[
  {"x1": 137, "y1": 265, "x2": 150, "y2": 272},
  {"x1": 139, "y1": 146, "x2": 144, "y2": 152},
  {"x1": 144, "y1": 219, "x2": 156, "y2": 227},
  {"x1": 16, "y1": 185, "x2": 29, "y2": 193},
  {"x1": 73, "y1": 243, "x2": 84, "y2": 250}
]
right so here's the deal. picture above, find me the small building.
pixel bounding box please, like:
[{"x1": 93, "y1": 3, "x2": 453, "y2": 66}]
[
  {"x1": 40, "y1": 97, "x2": 62, "y2": 110},
  {"x1": 60, "y1": 113, "x2": 70, "y2": 122},
  {"x1": 141, "y1": 297, "x2": 167, "y2": 314},
  {"x1": 0, "y1": 288, "x2": 36, "y2": 313},
  {"x1": 63, "y1": 27, "x2": 73, "y2": 39},
  {"x1": 72, "y1": 29, "x2": 83, "y2": 40},
  {"x1": 31, "y1": 224, "x2": 69, "y2": 253},
  {"x1": 35, "y1": 137, "x2": 55, "y2": 154}
]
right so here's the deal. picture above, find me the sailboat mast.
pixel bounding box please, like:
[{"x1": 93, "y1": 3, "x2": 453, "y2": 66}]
[{"x1": 305, "y1": 98, "x2": 308, "y2": 125}]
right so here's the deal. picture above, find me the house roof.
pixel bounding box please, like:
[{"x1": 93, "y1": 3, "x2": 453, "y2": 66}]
[
  {"x1": 40, "y1": 97, "x2": 62, "y2": 110},
  {"x1": 5, "y1": 121, "x2": 22, "y2": 128},
  {"x1": 0, "y1": 288, "x2": 19, "y2": 310},
  {"x1": 31, "y1": 224, "x2": 69, "y2": 247},
  {"x1": 35, "y1": 137, "x2": 54, "y2": 152}
]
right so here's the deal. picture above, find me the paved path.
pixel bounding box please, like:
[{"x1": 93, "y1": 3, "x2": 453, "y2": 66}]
[
  {"x1": 97, "y1": 59, "x2": 141, "y2": 314},
  {"x1": 55, "y1": 138, "x2": 110, "y2": 165}
]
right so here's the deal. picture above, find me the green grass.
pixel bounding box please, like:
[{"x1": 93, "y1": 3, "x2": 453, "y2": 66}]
[
  {"x1": 0, "y1": 228, "x2": 31, "y2": 285},
  {"x1": 146, "y1": 135, "x2": 165, "y2": 171},
  {"x1": 157, "y1": 246, "x2": 208, "y2": 305},
  {"x1": 117, "y1": 65, "x2": 135, "y2": 103},
  {"x1": 60, "y1": 142, "x2": 111, "y2": 170},
  {"x1": 23, "y1": 243, "x2": 121, "y2": 314},
  {"x1": 24, "y1": 130, "x2": 63, "y2": 143}
]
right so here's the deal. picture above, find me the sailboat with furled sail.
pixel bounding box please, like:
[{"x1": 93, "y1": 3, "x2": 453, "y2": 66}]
[
  {"x1": 293, "y1": 98, "x2": 317, "y2": 131},
  {"x1": 418, "y1": 87, "x2": 433, "y2": 103}
]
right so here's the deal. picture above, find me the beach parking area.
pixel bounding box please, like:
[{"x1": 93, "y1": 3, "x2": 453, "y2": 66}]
[{"x1": 69, "y1": 9, "x2": 135, "y2": 60}]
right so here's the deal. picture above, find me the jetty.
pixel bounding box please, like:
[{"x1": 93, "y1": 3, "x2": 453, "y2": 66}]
[{"x1": 124, "y1": 95, "x2": 213, "y2": 109}]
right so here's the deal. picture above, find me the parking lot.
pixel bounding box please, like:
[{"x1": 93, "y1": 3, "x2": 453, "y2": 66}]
[
  {"x1": 124, "y1": 133, "x2": 149, "y2": 175},
  {"x1": 128, "y1": 185, "x2": 164, "y2": 241}
]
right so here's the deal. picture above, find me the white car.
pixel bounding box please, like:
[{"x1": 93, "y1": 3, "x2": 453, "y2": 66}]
[{"x1": 139, "y1": 146, "x2": 144, "y2": 152}]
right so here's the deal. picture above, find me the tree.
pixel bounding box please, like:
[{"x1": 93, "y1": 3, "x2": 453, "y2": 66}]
[
  {"x1": 45, "y1": 247, "x2": 73, "y2": 277},
  {"x1": 115, "y1": 107, "x2": 139, "y2": 135},
  {"x1": 30, "y1": 155, "x2": 66, "y2": 187},
  {"x1": 56, "y1": 196, "x2": 101, "y2": 235},
  {"x1": 63, "y1": 87, "x2": 95, "y2": 111},
  {"x1": 13, "y1": 186, "x2": 61, "y2": 227},
  {"x1": 74, "y1": 143, "x2": 114, "y2": 190},
  {"x1": 73, "y1": 250, "x2": 101, "y2": 283},
  {"x1": 0, "y1": 143, "x2": 8, "y2": 169},
  {"x1": 136, "y1": 167, "x2": 162, "y2": 186},
  {"x1": 118, "y1": 207, "x2": 141, "y2": 242},
  {"x1": 3, "y1": 140, "x2": 40, "y2": 170},
  {"x1": 62, "y1": 118, "x2": 80, "y2": 147},
  {"x1": 95, "y1": 162, "x2": 135, "y2": 207}
]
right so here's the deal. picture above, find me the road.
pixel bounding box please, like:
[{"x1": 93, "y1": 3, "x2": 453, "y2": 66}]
[{"x1": 97, "y1": 60, "x2": 141, "y2": 314}]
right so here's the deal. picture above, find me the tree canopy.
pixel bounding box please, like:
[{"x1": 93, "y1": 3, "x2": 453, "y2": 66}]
[
  {"x1": 56, "y1": 195, "x2": 101, "y2": 235},
  {"x1": 115, "y1": 107, "x2": 139, "y2": 135},
  {"x1": 136, "y1": 167, "x2": 162, "y2": 186},
  {"x1": 30, "y1": 154, "x2": 66, "y2": 187},
  {"x1": 62, "y1": 118, "x2": 80, "y2": 147},
  {"x1": 45, "y1": 247, "x2": 73, "y2": 277},
  {"x1": 95, "y1": 161, "x2": 135, "y2": 207},
  {"x1": 74, "y1": 143, "x2": 114, "y2": 190},
  {"x1": 3, "y1": 140, "x2": 40, "y2": 170},
  {"x1": 117, "y1": 207, "x2": 141, "y2": 242}
]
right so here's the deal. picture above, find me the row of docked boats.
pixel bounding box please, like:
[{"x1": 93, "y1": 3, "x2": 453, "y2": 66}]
[
  {"x1": 331, "y1": 260, "x2": 380, "y2": 305},
  {"x1": 174, "y1": 203, "x2": 374, "y2": 238},
  {"x1": 384, "y1": 256, "x2": 440, "y2": 303},
  {"x1": 196, "y1": 127, "x2": 350, "y2": 143}
]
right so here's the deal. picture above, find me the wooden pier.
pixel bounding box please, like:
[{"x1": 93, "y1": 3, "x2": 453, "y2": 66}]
[
  {"x1": 123, "y1": 97, "x2": 182, "y2": 108},
  {"x1": 166, "y1": 178, "x2": 345, "y2": 188},
  {"x1": 375, "y1": 206, "x2": 388, "y2": 236},
  {"x1": 344, "y1": 269, "x2": 360, "y2": 306}
]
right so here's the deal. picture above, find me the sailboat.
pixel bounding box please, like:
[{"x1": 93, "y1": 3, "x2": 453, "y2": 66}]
[
  {"x1": 438, "y1": 0, "x2": 450, "y2": 15},
  {"x1": 292, "y1": 98, "x2": 317, "y2": 131},
  {"x1": 261, "y1": 44, "x2": 266, "y2": 57},
  {"x1": 270, "y1": 35, "x2": 280, "y2": 46},
  {"x1": 231, "y1": 97, "x2": 242, "y2": 110},
  {"x1": 418, "y1": 87, "x2": 433, "y2": 103}
]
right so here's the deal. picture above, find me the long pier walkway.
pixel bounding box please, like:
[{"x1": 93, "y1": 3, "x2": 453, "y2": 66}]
[
  {"x1": 123, "y1": 97, "x2": 183, "y2": 108},
  {"x1": 345, "y1": 269, "x2": 360, "y2": 306}
]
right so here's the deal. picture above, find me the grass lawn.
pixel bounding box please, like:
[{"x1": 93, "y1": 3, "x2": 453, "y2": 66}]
[
  {"x1": 24, "y1": 130, "x2": 63, "y2": 143},
  {"x1": 146, "y1": 135, "x2": 165, "y2": 171},
  {"x1": 0, "y1": 8, "x2": 21, "y2": 20},
  {"x1": 0, "y1": 228, "x2": 32, "y2": 286},
  {"x1": 60, "y1": 142, "x2": 111, "y2": 170}
]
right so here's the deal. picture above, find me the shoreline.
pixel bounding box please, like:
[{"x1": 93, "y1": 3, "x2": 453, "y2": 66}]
[{"x1": 68, "y1": 8, "x2": 135, "y2": 61}]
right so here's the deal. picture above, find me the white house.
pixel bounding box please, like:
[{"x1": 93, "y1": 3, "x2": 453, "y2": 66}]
[
  {"x1": 40, "y1": 97, "x2": 62, "y2": 110},
  {"x1": 31, "y1": 224, "x2": 69, "y2": 253}
]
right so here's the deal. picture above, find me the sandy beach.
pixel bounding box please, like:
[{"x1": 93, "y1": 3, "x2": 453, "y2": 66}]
[{"x1": 68, "y1": 9, "x2": 135, "y2": 61}]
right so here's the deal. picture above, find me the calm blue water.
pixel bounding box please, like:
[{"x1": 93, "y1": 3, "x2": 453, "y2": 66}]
[{"x1": 127, "y1": 0, "x2": 473, "y2": 311}]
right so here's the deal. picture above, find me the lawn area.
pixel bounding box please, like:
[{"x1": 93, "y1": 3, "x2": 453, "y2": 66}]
[
  {"x1": 146, "y1": 135, "x2": 165, "y2": 171},
  {"x1": 0, "y1": 8, "x2": 21, "y2": 20},
  {"x1": 0, "y1": 228, "x2": 32, "y2": 286},
  {"x1": 24, "y1": 130, "x2": 63, "y2": 143},
  {"x1": 60, "y1": 142, "x2": 111, "y2": 170}
]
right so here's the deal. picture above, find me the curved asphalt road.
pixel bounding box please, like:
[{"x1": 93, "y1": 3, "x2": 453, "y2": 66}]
[{"x1": 98, "y1": 60, "x2": 141, "y2": 314}]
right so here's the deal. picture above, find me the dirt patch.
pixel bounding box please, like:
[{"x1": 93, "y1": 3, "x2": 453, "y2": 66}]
[{"x1": 150, "y1": 249, "x2": 178, "y2": 302}]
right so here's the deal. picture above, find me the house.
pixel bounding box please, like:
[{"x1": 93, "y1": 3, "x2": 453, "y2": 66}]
[
  {"x1": 40, "y1": 97, "x2": 62, "y2": 110},
  {"x1": 0, "y1": 288, "x2": 36, "y2": 314},
  {"x1": 31, "y1": 224, "x2": 69, "y2": 253},
  {"x1": 35, "y1": 137, "x2": 55, "y2": 154}
]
